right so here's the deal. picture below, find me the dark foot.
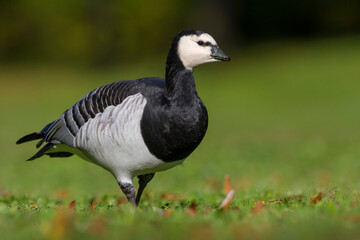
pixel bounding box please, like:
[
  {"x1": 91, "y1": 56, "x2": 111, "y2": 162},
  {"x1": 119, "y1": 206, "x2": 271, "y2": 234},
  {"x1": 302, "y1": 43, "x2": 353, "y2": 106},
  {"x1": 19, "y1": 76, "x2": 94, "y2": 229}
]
[
  {"x1": 119, "y1": 182, "x2": 136, "y2": 206},
  {"x1": 135, "y1": 173, "x2": 155, "y2": 206}
]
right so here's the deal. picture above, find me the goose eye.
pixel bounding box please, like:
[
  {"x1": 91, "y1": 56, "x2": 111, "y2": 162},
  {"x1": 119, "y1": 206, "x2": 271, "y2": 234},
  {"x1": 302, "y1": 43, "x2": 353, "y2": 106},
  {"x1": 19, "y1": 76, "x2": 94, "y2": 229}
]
[{"x1": 197, "y1": 41, "x2": 205, "y2": 46}]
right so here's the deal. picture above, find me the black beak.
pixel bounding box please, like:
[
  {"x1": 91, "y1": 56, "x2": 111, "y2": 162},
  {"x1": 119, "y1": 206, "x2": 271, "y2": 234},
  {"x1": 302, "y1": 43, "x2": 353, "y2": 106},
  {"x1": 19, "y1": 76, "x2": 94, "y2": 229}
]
[{"x1": 211, "y1": 45, "x2": 230, "y2": 62}]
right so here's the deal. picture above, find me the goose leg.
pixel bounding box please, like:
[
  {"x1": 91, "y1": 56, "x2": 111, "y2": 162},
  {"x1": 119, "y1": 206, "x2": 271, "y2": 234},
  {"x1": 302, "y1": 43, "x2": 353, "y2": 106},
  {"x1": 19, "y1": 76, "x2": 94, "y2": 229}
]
[
  {"x1": 136, "y1": 173, "x2": 155, "y2": 206},
  {"x1": 119, "y1": 182, "x2": 136, "y2": 206}
]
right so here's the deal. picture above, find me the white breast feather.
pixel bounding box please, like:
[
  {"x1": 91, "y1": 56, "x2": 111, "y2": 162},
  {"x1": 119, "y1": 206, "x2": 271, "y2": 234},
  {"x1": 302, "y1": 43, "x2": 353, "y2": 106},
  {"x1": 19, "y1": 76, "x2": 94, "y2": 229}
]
[{"x1": 74, "y1": 93, "x2": 183, "y2": 183}]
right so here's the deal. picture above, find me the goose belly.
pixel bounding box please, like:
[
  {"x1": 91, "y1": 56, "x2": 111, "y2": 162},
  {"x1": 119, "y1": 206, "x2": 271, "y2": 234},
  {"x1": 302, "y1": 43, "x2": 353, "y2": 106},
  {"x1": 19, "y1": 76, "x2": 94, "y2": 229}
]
[{"x1": 73, "y1": 93, "x2": 184, "y2": 181}]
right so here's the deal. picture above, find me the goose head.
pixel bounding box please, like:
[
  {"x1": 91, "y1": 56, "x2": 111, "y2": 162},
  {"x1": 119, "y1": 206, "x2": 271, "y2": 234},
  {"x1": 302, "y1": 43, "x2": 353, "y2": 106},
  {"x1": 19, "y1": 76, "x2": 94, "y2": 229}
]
[{"x1": 173, "y1": 30, "x2": 230, "y2": 70}]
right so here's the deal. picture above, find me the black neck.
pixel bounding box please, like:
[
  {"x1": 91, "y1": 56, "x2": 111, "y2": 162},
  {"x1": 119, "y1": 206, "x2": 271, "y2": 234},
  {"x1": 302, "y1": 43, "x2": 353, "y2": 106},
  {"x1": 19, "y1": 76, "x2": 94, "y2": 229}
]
[
  {"x1": 165, "y1": 40, "x2": 197, "y2": 100},
  {"x1": 166, "y1": 68, "x2": 196, "y2": 100}
]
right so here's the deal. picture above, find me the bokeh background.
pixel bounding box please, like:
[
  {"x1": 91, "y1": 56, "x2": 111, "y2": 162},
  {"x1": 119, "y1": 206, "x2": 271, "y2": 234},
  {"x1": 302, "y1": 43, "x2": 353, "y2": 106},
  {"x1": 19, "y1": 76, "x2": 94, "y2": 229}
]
[
  {"x1": 1, "y1": 0, "x2": 360, "y2": 201},
  {"x1": 1, "y1": 0, "x2": 360, "y2": 65},
  {"x1": 1, "y1": 0, "x2": 360, "y2": 239}
]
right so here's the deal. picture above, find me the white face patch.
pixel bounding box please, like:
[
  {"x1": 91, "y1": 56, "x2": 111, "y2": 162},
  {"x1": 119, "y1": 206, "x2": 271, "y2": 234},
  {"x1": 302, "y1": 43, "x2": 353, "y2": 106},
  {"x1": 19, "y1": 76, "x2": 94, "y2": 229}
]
[{"x1": 177, "y1": 33, "x2": 219, "y2": 69}]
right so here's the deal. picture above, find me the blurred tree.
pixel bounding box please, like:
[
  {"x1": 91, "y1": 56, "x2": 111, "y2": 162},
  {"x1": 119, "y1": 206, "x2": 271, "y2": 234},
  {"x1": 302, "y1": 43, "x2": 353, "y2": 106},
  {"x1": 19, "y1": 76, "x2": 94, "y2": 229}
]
[
  {"x1": 0, "y1": 0, "x2": 359, "y2": 66},
  {"x1": 0, "y1": 0, "x2": 186, "y2": 65}
]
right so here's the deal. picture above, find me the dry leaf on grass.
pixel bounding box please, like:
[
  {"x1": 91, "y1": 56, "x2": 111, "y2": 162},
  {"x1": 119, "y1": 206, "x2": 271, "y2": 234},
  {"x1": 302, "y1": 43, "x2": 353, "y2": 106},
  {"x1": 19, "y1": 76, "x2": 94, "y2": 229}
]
[
  {"x1": 218, "y1": 189, "x2": 236, "y2": 210},
  {"x1": 224, "y1": 175, "x2": 232, "y2": 194},
  {"x1": 90, "y1": 200, "x2": 95, "y2": 212},
  {"x1": 68, "y1": 200, "x2": 76, "y2": 212},
  {"x1": 116, "y1": 197, "x2": 128, "y2": 206},
  {"x1": 161, "y1": 193, "x2": 185, "y2": 200},
  {"x1": 18, "y1": 206, "x2": 27, "y2": 212},
  {"x1": 187, "y1": 202, "x2": 197, "y2": 216},
  {"x1": 323, "y1": 191, "x2": 336, "y2": 201},
  {"x1": 164, "y1": 209, "x2": 172, "y2": 217},
  {"x1": 158, "y1": 209, "x2": 172, "y2": 217},
  {"x1": 252, "y1": 200, "x2": 265, "y2": 214},
  {"x1": 268, "y1": 200, "x2": 282, "y2": 204},
  {"x1": 310, "y1": 192, "x2": 322, "y2": 204},
  {"x1": 30, "y1": 203, "x2": 38, "y2": 209}
]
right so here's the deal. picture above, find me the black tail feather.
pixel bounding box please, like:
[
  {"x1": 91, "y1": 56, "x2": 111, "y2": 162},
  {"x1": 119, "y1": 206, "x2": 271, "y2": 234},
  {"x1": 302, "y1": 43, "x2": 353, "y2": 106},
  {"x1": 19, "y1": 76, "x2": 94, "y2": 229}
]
[
  {"x1": 27, "y1": 142, "x2": 55, "y2": 161},
  {"x1": 16, "y1": 132, "x2": 44, "y2": 145},
  {"x1": 36, "y1": 140, "x2": 44, "y2": 148},
  {"x1": 46, "y1": 152, "x2": 73, "y2": 158}
]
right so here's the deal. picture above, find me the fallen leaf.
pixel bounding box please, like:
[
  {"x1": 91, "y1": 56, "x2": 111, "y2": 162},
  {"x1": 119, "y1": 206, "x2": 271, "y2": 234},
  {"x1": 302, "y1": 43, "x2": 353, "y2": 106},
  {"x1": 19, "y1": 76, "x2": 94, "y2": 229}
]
[
  {"x1": 252, "y1": 200, "x2": 265, "y2": 214},
  {"x1": 310, "y1": 192, "x2": 322, "y2": 204},
  {"x1": 203, "y1": 206, "x2": 212, "y2": 214},
  {"x1": 158, "y1": 209, "x2": 172, "y2": 217},
  {"x1": 161, "y1": 193, "x2": 185, "y2": 200},
  {"x1": 68, "y1": 200, "x2": 76, "y2": 212},
  {"x1": 30, "y1": 203, "x2": 38, "y2": 209},
  {"x1": 224, "y1": 175, "x2": 232, "y2": 194},
  {"x1": 164, "y1": 209, "x2": 172, "y2": 217},
  {"x1": 90, "y1": 200, "x2": 95, "y2": 212},
  {"x1": 116, "y1": 197, "x2": 128, "y2": 207},
  {"x1": 218, "y1": 189, "x2": 236, "y2": 210},
  {"x1": 323, "y1": 191, "x2": 336, "y2": 201},
  {"x1": 18, "y1": 206, "x2": 27, "y2": 212},
  {"x1": 232, "y1": 206, "x2": 240, "y2": 211},
  {"x1": 187, "y1": 202, "x2": 197, "y2": 216},
  {"x1": 268, "y1": 199, "x2": 282, "y2": 204}
]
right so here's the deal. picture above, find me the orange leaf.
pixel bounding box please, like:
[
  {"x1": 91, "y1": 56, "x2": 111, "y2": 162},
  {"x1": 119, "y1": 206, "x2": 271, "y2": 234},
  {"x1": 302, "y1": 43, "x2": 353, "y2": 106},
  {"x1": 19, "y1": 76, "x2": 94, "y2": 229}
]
[
  {"x1": 268, "y1": 200, "x2": 282, "y2": 204},
  {"x1": 218, "y1": 189, "x2": 236, "y2": 210},
  {"x1": 187, "y1": 202, "x2": 197, "y2": 216},
  {"x1": 116, "y1": 197, "x2": 128, "y2": 207},
  {"x1": 68, "y1": 200, "x2": 76, "y2": 212},
  {"x1": 158, "y1": 209, "x2": 172, "y2": 217},
  {"x1": 310, "y1": 192, "x2": 322, "y2": 204},
  {"x1": 19, "y1": 206, "x2": 27, "y2": 212},
  {"x1": 161, "y1": 193, "x2": 185, "y2": 200},
  {"x1": 252, "y1": 200, "x2": 265, "y2": 214},
  {"x1": 30, "y1": 203, "x2": 38, "y2": 209},
  {"x1": 224, "y1": 175, "x2": 232, "y2": 194},
  {"x1": 164, "y1": 209, "x2": 172, "y2": 217},
  {"x1": 90, "y1": 200, "x2": 95, "y2": 212}
]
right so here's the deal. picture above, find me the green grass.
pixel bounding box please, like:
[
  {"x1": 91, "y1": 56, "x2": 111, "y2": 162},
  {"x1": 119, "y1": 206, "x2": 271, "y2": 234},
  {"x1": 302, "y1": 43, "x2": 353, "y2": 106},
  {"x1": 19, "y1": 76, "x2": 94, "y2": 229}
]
[{"x1": 1, "y1": 36, "x2": 360, "y2": 239}]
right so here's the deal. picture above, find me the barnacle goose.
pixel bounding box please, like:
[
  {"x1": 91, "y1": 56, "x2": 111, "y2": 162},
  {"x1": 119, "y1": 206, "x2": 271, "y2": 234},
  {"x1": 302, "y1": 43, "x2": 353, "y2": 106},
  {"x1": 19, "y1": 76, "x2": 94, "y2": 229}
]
[{"x1": 16, "y1": 30, "x2": 230, "y2": 206}]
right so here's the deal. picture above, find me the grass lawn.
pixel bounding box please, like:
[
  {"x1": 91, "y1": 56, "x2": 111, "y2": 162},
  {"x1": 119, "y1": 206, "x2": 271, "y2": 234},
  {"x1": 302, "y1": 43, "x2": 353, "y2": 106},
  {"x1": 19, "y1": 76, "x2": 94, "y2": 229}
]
[{"x1": 1, "y1": 36, "x2": 360, "y2": 239}]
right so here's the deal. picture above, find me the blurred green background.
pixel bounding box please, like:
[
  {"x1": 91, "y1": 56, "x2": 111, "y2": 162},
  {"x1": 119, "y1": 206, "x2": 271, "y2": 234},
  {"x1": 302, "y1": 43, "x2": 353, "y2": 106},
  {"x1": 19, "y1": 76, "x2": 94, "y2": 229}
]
[
  {"x1": 1, "y1": 0, "x2": 360, "y2": 65},
  {"x1": 1, "y1": 0, "x2": 360, "y2": 203},
  {"x1": 1, "y1": 1, "x2": 360, "y2": 239}
]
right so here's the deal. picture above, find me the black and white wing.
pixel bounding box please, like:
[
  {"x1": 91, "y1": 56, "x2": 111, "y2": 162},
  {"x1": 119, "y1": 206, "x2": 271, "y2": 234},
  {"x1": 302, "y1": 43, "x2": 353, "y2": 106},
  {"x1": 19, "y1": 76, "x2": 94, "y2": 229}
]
[{"x1": 17, "y1": 80, "x2": 139, "y2": 160}]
